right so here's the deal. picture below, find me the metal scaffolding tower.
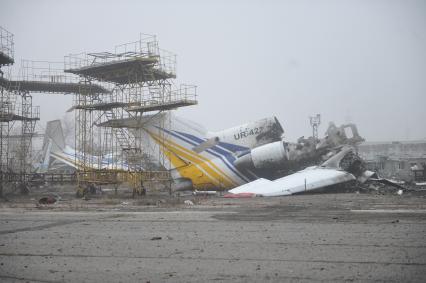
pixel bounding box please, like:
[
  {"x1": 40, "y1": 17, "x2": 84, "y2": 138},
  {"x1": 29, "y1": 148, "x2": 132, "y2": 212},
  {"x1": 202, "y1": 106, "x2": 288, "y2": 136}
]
[
  {"x1": 0, "y1": 26, "x2": 16, "y2": 196},
  {"x1": 0, "y1": 29, "x2": 107, "y2": 195},
  {"x1": 0, "y1": 27, "x2": 41, "y2": 194},
  {"x1": 64, "y1": 34, "x2": 197, "y2": 196},
  {"x1": 0, "y1": 26, "x2": 13, "y2": 67},
  {"x1": 0, "y1": 27, "x2": 15, "y2": 195}
]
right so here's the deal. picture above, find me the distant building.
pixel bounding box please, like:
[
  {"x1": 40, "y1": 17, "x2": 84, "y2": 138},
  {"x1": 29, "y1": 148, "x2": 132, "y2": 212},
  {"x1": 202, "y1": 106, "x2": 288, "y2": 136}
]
[{"x1": 358, "y1": 140, "x2": 426, "y2": 182}]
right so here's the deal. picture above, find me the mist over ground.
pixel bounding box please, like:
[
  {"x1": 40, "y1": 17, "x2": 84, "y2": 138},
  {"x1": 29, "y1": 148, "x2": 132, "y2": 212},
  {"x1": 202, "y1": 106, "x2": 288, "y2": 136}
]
[{"x1": 1, "y1": 0, "x2": 425, "y2": 142}]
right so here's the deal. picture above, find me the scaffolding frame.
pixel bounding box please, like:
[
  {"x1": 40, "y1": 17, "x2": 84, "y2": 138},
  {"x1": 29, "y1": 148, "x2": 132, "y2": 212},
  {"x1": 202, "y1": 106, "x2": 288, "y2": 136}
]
[
  {"x1": 0, "y1": 71, "x2": 40, "y2": 195},
  {"x1": 0, "y1": 26, "x2": 14, "y2": 66},
  {"x1": 0, "y1": 27, "x2": 17, "y2": 196},
  {"x1": 0, "y1": 55, "x2": 109, "y2": 195},
  {"x1": 0, "y1": 26, "x2": 122, "y2": 196},
  {"x1": 65, "y1": 34, "x2": 197, "y2": 196}
]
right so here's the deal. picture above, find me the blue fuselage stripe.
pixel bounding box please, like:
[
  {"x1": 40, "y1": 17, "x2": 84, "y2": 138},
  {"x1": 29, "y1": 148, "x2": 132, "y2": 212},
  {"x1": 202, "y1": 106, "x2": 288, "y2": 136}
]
[
  {"x1": 158, "y1": 127, "x2": 250, "y2": 183},
  {"x1": 174, "y1": 130, "x2": 257, "y2": 181}
]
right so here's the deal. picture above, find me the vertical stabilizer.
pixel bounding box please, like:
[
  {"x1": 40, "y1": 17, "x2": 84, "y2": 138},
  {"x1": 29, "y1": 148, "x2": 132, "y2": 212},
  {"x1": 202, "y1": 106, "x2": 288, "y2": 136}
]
[{"x1": 43, "y1": 120, "x2": 65, "y2": 153}]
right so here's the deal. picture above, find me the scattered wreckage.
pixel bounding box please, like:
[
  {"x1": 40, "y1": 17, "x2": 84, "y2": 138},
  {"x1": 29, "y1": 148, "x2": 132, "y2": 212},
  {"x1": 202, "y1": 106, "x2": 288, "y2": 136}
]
[
  {"x1": 38, "y1": 193, "x2": 61, "y2": 204},
  {"x1": 40, "y1": 112, "x2": 413, "y2": 197},
  {"x1": 225, "y1": 123, "x2": 407, "y2": 198}
]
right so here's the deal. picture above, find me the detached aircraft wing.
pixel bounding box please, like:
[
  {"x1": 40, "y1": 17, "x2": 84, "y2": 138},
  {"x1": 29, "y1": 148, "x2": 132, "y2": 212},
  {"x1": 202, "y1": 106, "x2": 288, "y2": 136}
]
[
  {"x1": 226, "y1": 168, "x2": 355, "y2": 197},
  {"x1": 225, "y1": 146, "x2": 362, "y2": 197}
]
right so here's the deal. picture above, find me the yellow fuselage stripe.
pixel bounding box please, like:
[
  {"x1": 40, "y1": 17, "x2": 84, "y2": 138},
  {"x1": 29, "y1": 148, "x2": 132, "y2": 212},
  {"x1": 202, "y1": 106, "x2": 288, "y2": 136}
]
[
  {"x1": 162, "y1": 145, "x2": 219, "y2": 187},
  {"x1": 151, "y1": 134, "x2": 222, "y2": 187},
  {"x1": 165, "y1": 138, "x2": 236, "y2": 186},
  {"x1": 149, "y1": 132, "x2": 236, "y2": 188}
]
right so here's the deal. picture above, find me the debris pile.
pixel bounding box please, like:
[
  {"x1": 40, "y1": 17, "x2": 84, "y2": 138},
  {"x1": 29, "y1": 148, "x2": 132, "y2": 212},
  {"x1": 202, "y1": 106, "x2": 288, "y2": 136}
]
[{"x1": 38, "y1": 194, "x2": 61, "y2": 204}]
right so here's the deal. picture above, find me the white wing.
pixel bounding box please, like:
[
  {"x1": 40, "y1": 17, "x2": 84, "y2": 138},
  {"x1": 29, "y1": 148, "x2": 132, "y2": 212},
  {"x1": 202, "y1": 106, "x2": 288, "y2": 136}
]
[{"x1": 228, "y1": 167, "x2": 355, "y2": 197}]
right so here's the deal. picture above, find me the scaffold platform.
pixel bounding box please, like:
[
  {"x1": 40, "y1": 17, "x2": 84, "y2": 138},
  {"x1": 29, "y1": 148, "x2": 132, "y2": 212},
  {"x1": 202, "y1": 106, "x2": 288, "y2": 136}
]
[
  {"x1": 126, "y1": 84, "x2": 198, "y2": 112},
  {"x1": 126, "y1": 98, "x2": 198, "y2": 112},
  {"x1": 65, "y1": 56, "x2": 175, "y2": 84},
  {"x1": 0, "y1": 77, "x2": 109, "y2": 94},
  {"x1": 0, "y1": 112, "x2": 40, "y2": 122},
  {"x1": 68, "y1": 101, "x2": 140, "y2": 112}
]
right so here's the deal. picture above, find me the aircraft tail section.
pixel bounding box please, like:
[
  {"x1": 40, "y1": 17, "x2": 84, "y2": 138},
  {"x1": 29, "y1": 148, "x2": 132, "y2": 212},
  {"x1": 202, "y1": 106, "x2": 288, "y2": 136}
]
[
  {"x1": 37, "y1": 120, "x2": 76, "y2": 172},
  {"x1": 36, "y1": 137, "x2": 52, "y2": 173},
  {"x1": 43, "y1": 120, "x2": 66, "y2": 153},
  {"x1": 98, "y1": 113, "x2": 284, "y2": 189},
  {"x1": 135, "y1": 113, "x2": 208, "y2": 171}
]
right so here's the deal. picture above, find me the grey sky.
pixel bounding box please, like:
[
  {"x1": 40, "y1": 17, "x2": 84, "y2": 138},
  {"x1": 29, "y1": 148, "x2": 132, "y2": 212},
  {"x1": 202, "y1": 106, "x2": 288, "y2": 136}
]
[{"x1": 1, "y1": 0, "x2": 425, "y2": 141}]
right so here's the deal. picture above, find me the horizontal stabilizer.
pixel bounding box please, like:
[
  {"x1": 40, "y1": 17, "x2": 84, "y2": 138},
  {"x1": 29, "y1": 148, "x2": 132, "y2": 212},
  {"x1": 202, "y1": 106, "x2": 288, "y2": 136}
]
[
  {"x1": 44, "y1": 120, "x2": 65, "y2": 152},
  {"x1": 192, "y1": 136, "x2": 220, "y2": 153}
]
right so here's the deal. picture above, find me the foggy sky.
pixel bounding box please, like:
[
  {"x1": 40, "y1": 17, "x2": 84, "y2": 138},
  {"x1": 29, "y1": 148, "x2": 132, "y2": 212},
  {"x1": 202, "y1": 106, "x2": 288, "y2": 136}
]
[{"x1": 1, "y1": 0, "x2": 425, "y2": 142}]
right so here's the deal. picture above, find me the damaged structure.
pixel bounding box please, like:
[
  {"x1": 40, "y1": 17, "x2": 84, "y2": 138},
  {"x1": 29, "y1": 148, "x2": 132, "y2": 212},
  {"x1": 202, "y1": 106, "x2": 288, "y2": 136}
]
[
  {"x1": 359, "y1": 140, "x2": 426, "y2": 182},
  {"x1": 63, "y1": 34, "x2": 197, "y2": 196},
  {"x1": 1, "y1": 25, "x2": 416, "y2": 198}
]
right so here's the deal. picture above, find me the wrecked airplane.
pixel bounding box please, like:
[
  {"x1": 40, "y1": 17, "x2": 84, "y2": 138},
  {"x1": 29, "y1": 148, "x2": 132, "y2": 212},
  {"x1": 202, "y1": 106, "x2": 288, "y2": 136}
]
[{"x1": 95, "y1": 112, "x2": 371, "y2": 196}]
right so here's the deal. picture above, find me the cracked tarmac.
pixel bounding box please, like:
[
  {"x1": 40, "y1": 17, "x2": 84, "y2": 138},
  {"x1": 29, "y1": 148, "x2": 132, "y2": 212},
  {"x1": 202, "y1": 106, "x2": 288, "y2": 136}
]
[{"x1": 0, "y1": 193, "x2": 425, "y2": 282}]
